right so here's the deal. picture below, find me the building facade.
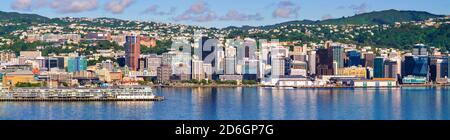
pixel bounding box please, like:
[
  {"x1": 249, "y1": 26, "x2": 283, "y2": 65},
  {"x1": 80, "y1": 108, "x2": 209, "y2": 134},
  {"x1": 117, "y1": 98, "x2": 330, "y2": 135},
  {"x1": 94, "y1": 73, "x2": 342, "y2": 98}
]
[
  {"x1": 125, "y1": 34, "x2": 141, "y2": 71},
  {"x1": 67, "y1": 56, "x2": 87, "y2": 73}
]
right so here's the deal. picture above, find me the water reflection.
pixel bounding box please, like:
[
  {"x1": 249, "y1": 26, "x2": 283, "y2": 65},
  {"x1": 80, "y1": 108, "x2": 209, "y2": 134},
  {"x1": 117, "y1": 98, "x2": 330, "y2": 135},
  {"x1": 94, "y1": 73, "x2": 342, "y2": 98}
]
[{"x1": 0, "y1": 87, "x2": 450, "y2": 120}]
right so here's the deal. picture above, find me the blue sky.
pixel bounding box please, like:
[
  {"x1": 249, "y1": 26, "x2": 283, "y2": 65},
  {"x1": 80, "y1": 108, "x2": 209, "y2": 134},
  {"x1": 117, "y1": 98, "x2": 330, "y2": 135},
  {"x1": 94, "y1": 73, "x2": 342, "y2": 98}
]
[{"x1": 1, "y1": 0, "x2": 449, "y2": 28}]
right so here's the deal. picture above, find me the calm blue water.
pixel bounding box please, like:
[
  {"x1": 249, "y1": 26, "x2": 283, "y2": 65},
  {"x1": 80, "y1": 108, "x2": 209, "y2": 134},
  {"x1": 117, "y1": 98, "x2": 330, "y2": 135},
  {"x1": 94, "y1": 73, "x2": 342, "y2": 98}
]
[{"x1": 0, "y1": 87, "x2": 449, "y2": 120}]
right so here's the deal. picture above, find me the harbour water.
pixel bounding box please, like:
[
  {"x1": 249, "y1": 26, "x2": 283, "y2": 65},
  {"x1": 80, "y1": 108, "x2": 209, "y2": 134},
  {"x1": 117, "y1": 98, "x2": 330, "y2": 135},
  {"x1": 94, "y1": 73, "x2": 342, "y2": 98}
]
[{"x1": 0, "y1": 87, "x2": 449, "y2": 120}]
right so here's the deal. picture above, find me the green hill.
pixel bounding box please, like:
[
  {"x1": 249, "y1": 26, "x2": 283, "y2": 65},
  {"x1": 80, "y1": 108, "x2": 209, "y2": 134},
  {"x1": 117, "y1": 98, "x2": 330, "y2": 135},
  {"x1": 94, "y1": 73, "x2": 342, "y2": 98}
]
[
  {"x1": 226, "y1": 10, "x2": 444, "y2": 30},
  {"x1": 319, "y1": 9, "x2": 443, "y2": 25},
  {"x1": 0, "y1": 11, "x2": 50, "y2": 23}
]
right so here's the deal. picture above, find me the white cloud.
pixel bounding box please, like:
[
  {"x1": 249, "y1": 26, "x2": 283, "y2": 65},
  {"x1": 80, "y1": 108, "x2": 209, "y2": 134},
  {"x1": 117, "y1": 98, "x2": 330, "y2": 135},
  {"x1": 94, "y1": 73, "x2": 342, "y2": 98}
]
[
  {"x1": 50, "y1": 0, "x2": 98, "y2": 13},
  {"x1": 11, "y1": 0, "x2": 47, "y2": 11},
  {"x1": 173, "y1": 0, "x2": 217, "y2": 22},
  {"x1": 272, "y1": 0, "x2": 300, "y2": 18},
  {"x1": 11, "y1": 0, "x2": 33, "y2": 11},
  {"x1": 193, "y1": 11, "x2": 217, "y2": 22},
  {"x1": 349, "y1": 3, "x2": 368, "y2": 14},
  {"x1": 11, "y1": 0, "x2": 98, "y2": 13},
  {"x1": 142, "y1": 5, "x2": 176, "y2": 15},
  {"x1": 220, "y1": 10, "x2": 263, "y2": 21},
  {"x1": 104, "y1": 0, "x2": 135, "y2": 14}
]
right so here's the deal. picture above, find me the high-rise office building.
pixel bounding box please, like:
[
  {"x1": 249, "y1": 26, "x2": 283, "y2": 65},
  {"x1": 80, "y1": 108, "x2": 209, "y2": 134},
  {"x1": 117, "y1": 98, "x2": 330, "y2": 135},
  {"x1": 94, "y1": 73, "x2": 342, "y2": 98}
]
[
  {"x1": 203, "y1": 64, "x2": 213, "y2": 80},
  {"x1": 146, "y1": 54, "x2": 162, "y2": 76},
  {"x1": 260, "y1": 45, "x2": 270, "y2": 65},
  {"x1": 138, "y1": 58, "x2": 147, "y2": 72},
  {"x1": 308, "y1": 50, "x2": 316, "y2": 76},
  {"x1": 271, "y1": 55, "x2": 285, "y2": 77},
  {"x1": 238, "y1": 38, "x2": 257, "y2": 60},
  {"x1": 444, "y1": 57, "x2": 450, "y2": 79},
  {"x1": 437, "y1": 59, "x2": 447, "y2": 83},
  {"x1": 414, "y1": 56, "x2": 429, "y2": 78},
  {"x1": 374, "y1": 57, "x2": 385, "y2": 78},
  {"x1": 157, "y1": 65, "x2": 172, "y2": 83},
  {"x1": 225, "y1": 57, "x2": 236, "y2": 75},
  {"x1": 402, "y1": 55, "x2": 415, "y2": 77},
  {"x1": 364, "y1": 52, "x2": 375, "y2": 68},
  {"x1": 346, "y1": 50, "x2": 362, "y2": 67},
  {"x1": 384, "y1": 59, "x2": 398, "y2": 79},
  {"x1": 332, "y1": 45, "x2": 345, "y2": 68},
  {"x1": 44, "y1": 57, "x2": 59, "y2": 71},
  {"x1": 170, "y1": 52, "x2": 191, "y2": 80},
  {"x1": 402, "y1": 55, "x2": 429, "y2": 79},
  {"x1": 215, "y1": 49, "x2": 225, "y2": 74},
  {"x1": 225, "y1": 46, "x2": 237, "y2": 75},
  {"x1": 284, "y1": 57, "x2": 292, "y2": 76},
  {"x1": 430, "y1": 58, "x2": 447, "y2": 83},
  {"x1": 125, "y1": 34, "x2": 141, "y2": 71},
  {"x1": 178, "y1": 64, "x2": 191, "y2": 81},
  {"x1": 436, "y1": 56, "x2": 450, "y2": 84},
  {"x1": 162, "y1": 51, "x2": 176, "y2": 65},
  {"x1": 58, "y1": 57, "x2": 66, "y2": 70},
  {"x1": 67, "y1": 56, "x2": 87, "y2": 73},
  {"x1": 192, "y1": 59, "x2": 205, "y2": 81},
  {"x1": 430, "y1": 57, "x2": 438, "y2": 82},
  {"x1": 316, "y1": 48, "x2": 334, "y2": 76},
  {"x1": 200, "y1": 36, "x2": 217, "y2": 67},
  {"x1": 289, "y1": 61, "x2": 308, "y2": 76}
]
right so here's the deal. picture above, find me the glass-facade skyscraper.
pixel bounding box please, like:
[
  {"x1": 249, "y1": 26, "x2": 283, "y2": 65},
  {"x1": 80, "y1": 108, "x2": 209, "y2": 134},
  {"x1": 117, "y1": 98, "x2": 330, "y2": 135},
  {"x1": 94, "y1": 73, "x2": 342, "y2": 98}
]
[
  {"x1": 67, "y1": 56, "x2": 87, "y2": 73},
  {"x1": 402, "y1": 56, "x2": 429, "y2": 79},
  {"x1": 374, "y1": 57, "x2": 385, "y2": 78},
  {"x1": 346, "y1": 50, "x2": 362, "y2": 67},
  {"x1": 332, "y1": 45, "x2": 344, "y2": 68}
]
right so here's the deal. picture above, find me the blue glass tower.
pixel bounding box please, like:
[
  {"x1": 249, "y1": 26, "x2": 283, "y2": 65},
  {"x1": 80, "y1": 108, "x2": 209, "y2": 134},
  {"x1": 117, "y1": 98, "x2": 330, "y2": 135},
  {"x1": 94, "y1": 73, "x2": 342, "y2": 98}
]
[
  {"x1": 413, "y1": 56, "x2": 429, "y2": 77},
  {"x1": 401, "y1": 55, "x2": 429, "y2": 79},
  {"x1": 346, "y1": 50, "x2": 362, "y2": 67}
]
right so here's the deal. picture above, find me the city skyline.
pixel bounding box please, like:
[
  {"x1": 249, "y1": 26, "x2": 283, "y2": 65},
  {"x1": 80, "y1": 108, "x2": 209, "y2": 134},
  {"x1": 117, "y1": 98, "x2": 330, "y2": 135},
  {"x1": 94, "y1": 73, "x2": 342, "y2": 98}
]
[{"x1": 1, "y1": 0, "x2": 449, "y2": 28}]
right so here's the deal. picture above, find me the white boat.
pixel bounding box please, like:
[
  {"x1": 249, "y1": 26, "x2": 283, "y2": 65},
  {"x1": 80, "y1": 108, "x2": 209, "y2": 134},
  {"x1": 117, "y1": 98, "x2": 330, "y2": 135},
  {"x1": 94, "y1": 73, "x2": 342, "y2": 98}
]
[{"x1": 1, "y1": 87, "x2": 158, "y2": 100}]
